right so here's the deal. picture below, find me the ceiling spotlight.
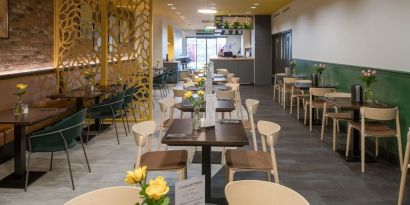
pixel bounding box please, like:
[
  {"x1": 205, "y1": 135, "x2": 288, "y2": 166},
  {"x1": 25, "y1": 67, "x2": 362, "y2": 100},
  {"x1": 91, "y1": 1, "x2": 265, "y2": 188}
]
[
  {"x1": 171, "y1": 7, "x2": 176, "y2": 10},
  {"x1": 254, "y1": 3, "x2": 260, "y2": 6},
  {"x1": 167, "y1": 3, "x2": 173, "y2": 6},
  {"x1": 176, "y1": 11, "x2": 181, "y2": 14},
  {"x1": 198, "y1": 9, "x2": 217, "y2": 14},
  {"x1": 246, "y1": 11, "x2": 251, "y2": 14},
  {"x1": 251, "y1": 6, "x2": 256, "y2": 9},
  {"x1": 209, "y1": 3, "x2": 216, "y2": 6}
]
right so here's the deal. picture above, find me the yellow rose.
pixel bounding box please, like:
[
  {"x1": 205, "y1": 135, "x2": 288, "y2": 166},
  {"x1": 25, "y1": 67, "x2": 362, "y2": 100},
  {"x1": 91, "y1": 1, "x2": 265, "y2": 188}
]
[
  {"x1": 184, "y1": 91, "x2": 193, "y2": 99},
  {"x1": 197, "y1": 90, "x2": 204, "y2": 96},
  {"x1": 16, "y1": 84, "x2": 27, "y2": 90},
  {"x1": 145, "y1": 176, "x2": 169, "y2": 200},
  {"x1": 124, "y1": 166, "x2": 147, "y2": 184}
]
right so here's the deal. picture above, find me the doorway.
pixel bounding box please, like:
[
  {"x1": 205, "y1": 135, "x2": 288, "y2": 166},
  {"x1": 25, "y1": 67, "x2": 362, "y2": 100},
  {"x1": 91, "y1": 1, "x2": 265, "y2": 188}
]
[
  {"x1": 186, "y1": 37, "x2": 226, "y2": 69},
  {"x1": 272, "y1": 30, "x2": 292, "y2": 74}
]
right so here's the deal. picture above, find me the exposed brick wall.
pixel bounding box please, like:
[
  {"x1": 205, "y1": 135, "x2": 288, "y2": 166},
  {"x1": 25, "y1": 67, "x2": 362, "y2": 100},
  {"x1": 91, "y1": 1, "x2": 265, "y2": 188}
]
[{"x1": 0, "y1": 0, "x2": 53, "y2": 72}]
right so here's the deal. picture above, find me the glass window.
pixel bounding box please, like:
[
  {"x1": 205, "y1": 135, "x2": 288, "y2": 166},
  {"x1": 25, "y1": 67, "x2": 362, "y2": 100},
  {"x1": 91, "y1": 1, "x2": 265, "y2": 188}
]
[{"x1": 186, "y1": 37, "x2": 226, "y2": 69}]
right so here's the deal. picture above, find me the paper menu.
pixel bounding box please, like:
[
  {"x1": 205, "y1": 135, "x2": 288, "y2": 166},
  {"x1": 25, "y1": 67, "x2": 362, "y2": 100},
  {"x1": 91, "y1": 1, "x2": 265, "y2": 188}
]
[
  {"x1": 175, "y1": 176, "x2": 205, "y2": 205},
  {"x1": 205, "y1": 71, "x2": 213, "y2": 95},
  {"x1": 204, "y1": 94, "x2": 216, "y2": 127}
]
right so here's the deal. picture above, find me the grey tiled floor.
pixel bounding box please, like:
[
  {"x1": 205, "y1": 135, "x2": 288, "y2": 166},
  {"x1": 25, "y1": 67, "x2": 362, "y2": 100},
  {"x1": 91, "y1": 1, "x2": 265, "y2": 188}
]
[{"x1": 0, "y1": 85, "x2": 408, "y2": 204}]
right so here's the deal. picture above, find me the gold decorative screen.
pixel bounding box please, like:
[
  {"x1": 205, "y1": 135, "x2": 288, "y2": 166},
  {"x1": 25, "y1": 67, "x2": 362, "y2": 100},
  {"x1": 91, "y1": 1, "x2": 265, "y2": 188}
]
[
  {"x1": 56, "y1": 0, "x2": 152, "y2": 121},
  {"x1": 0, "y1": 0, "x2": 8, "y2": 38}
]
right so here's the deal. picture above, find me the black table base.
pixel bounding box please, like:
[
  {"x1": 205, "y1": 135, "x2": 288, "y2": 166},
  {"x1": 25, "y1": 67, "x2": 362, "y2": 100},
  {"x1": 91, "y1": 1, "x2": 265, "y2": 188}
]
[
  {"x1": 336, "y1": 150, "x2": 376, "y2": 163},
  {"x1": 0, "y1": 171, "x2": 46, "y2": 189},
  {"x1": 192, "y1": 151, "x2": 222, "y2": 164}
]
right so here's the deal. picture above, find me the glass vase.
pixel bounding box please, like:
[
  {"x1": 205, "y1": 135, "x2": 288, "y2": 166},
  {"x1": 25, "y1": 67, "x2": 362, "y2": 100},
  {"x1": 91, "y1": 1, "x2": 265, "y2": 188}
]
[
  {"x1": 319, "y1": 73, "x2": 324, "y2": 86},
  {"x1": 87, "y1": 80, "x2": 94, "y2": 92},
  {"x1": 364, "y1": 85, "x2": 373, "y2": 103},
  {"x1": 14, "y1": 96, "x2": 23, "y2": 116},
  {"x1": 192, "y1": 106, "x2": 201, "y2": 133}
]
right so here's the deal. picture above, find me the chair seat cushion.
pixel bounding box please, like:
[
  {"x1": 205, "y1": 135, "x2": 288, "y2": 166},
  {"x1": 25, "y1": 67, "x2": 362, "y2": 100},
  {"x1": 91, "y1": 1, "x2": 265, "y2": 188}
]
[
  {"x1": 226, "y1": 150, "x2": 272, "y2": 170},
  {"x1": 349, "y1": 121, "x2": 396, "y2": 137},
  {"x1": 141, "y1": 150, "x2": 188, "y2": 170},
  {"x1": 241, "y1": 120, "x2": 252, "y2": 130},
  {"x1": 325, "y1": 112, "x2": 352, "y2": 120}
]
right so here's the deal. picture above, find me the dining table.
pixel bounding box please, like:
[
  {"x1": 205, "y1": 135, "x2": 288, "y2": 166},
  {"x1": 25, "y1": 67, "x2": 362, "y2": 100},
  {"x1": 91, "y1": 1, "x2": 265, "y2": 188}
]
[
  {"x1": 174, "y1": 99, "x2": 235, "y2": 113},
  {"x1": 288, "y1": 82, "x2": 338, "y2": 90},
  {"x1": 162, "y1": 119, "x2": 249, "y2": 203},
  {"x1": 323, "y1": 97, "x2": 391, "y2": 162},
  {"x1": 0, "y1": 108, "x2": 67, "y2": 188},
  {"x1": 184, "y1": 85, "x2": 232, "y2": 92}
]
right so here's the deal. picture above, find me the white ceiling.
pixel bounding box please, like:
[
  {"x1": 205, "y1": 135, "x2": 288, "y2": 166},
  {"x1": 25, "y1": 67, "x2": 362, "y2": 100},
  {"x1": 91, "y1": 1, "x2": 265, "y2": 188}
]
[{"x1": 153, "y1": 0, "x2": 292, "y2": 29}]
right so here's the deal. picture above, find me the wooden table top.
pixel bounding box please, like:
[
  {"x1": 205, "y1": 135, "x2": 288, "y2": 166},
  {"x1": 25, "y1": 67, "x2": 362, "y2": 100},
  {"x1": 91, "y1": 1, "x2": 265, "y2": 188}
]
[
  {"x1": 323, "y1": 97, "x2": 392, "y2": 110},
  {"x1": 0, "y1": 108, "x2": 67, "y2": 126},
  {"x1": 162, "y1": 119, "x2": 249, "y2": 147},
  {"x1": 174, "y1": 99, "x2": 235, "y2": 112},
  {"x1": 185, "y1": 85, "x2": 232, "y2": 92},
  {"x1": 48, "y1": 86, "x2": 116, "y2": 99},
  {"x1": 289, "y1": 83, "x2": 337, "y2": 90}
]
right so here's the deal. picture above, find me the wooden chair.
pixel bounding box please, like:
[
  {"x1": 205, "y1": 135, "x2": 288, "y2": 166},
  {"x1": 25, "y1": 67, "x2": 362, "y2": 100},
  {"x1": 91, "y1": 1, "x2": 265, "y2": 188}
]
[
  {"x1": 320, "y1": 92, "x2": 351, "y2": 150},
  {"x1": 398, "y1": 128, "x2": 410, "y2": 205},
  {"x1": 273, "y1": 73, "x2": 285, "y2": 103},
  {"x1": 229, "y1": 77, "x2": 240, "y2": 84},
  {"x1": 227, "y1": 73, "x2": 235, "y2": 82},
  {"x1": 345, "y1": 107, "x2": 403, "y2": 173},
  {"x1": 65, "y1": 186, "x2": 142, "y2": 205},
  {"x1": 289, "y1": 79, "x2": 311, "y2": 118},
  {"x1": 241, "y1": 99, "x2": 259, "y2": 151},
  {"x1": 225, "y1": 121, "x2": 281, "y2": 183},
  {"x1": 158, "y1": 97, "x2": 175, "y2": 151},
  {"x1": 305, "y1": 88, "x2": 336, "y2": 132},
  {"x1": 217, "y1": 68, "x2": 229, "y2": 76},
  {"x1": 225, "y1": 180, "x2": 309, "y2": 205},
  {"x1": 132, "y1": 121, "x2": 187, "y2": 181},
  {"x1": 226, "y1": 83, "x2": 243, "y2": 120},
  {"x1": 282, "y1": 77, "x2": 299, "y2": 109},
  {"x1": 182, "y1": 78, "x2": 192, "y2": 83},
  {"x1": 172, "y1": 88, "x2": 186, "y2": 118},
  {"x1": 216, "y1": 90, "x2": 236, "y2": 119}
]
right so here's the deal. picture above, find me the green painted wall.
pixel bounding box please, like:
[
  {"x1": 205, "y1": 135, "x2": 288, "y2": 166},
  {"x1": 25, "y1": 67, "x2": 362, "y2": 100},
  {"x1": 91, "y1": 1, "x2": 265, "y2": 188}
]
[{"x1": 294, "y1": 59, "x2": 410, "y2": 162}]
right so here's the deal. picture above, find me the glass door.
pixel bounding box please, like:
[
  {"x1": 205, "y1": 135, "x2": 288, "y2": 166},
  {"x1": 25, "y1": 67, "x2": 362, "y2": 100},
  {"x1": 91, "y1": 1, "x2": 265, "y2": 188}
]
[{"x1": 186, "y1": 37, "x2": 226, "y2": 69}]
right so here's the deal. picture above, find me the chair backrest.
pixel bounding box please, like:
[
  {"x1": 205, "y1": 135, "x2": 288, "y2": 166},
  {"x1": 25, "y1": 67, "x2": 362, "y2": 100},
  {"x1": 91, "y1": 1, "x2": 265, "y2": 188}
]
[
  {"x1": 216, "y1": 90, "x2": 236, "y2": 100},
  {"x1": 217, "y1": 68, "x2": 229, "y2": 76},
  {"x1": 257, "y1": 121, "x2": 281, "y2": 148},
  {"x1": 309, "y1": 87, "x2": 335, "y2": 98},
  {"x1": 225, "y1": 83, "x2": 239, "y2": 91},
  {"x1": 182, "y1": 78, "x2": 192, "y2": 83},
  {"x1": 123, "y1": 86, "x2": 136, "y2": 106},
  {"x1": 227, "y1": 73, "x2": 235, "y2": 80},
  {"x1": 229, "y1": 77, "x2": 240, "y2": 84},
  {"x1": 293, "y1": 79, "x2": 312, "y2": 84},
  {"x1": 132, "y1": 121, "x2": 156, "y2": 167},
  {"x1": 246, "y1": 99, "x2": 259, "y2": 115},
  {"x1": 29, "y1": 109, "x2": 87, "y2": 152},
  {"x1": 158, "y1": 96, "x2": 175, "y2": 113},
  {"x1": 325, "y1": 92, "x2": 351, "y2": 98},
  {"x1": 283, "y1": 77, "x2": 298, "y2": 84},
  {"x1": 361, "y1": 107, "x2": 398, "y2": 121},
  {"x1": 64, "y1": 186, "x2": 142, "y2": 205},
  {"x1": 225, "y1": 180, "x2": 309, "y2": 205},
  {"x1": 173, "y1": 88, "x2": 185, "y2": 98}
]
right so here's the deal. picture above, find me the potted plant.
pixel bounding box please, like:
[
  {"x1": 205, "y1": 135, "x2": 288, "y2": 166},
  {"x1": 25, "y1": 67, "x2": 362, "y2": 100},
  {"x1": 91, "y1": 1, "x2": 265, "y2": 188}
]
[
  {"x1": 223, "y1": 21, "x2": 230, "y2": 29},
  {"x1": 233, "y1": 21, "x2": 241, "y2": 29},
  {"x1": 360, "y1": 69, "x2": 377, "y2": 102},
  {"x1": 124, "y1": 166, "x2": 170, "y2": 205},
  {"x1": 215, "y1": 21, "x2": 222, "y2": 29}
]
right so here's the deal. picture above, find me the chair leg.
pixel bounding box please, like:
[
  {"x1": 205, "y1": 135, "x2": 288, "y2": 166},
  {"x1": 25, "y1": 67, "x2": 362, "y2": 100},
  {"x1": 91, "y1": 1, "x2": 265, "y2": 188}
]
[
  {"x1": 266, "y1": 171, "x2": 271, "y2": 182},
  {"x1": 112, "y1": 117, "x2": 120, "y2": 144},
  {"x1": 346, "y1": 125, "x2": 352, "y2": 157},
  {"x1": 50, "y1": 152, "x2": 53, "y2": 171},
  {"x1": 332, "y1": 119, "x2": 337, "y2": 151},
  {"x1": 86, "y1": 118, "x2": 91, "y2": 145},
  {"x1": 228, "y1": 168, "x2": 234, "y2": 182},
  {"x1": 124, "y1": 109, "x2": 130, "y2": 133},
  {"x1": 320, "y1": 114, "x2": 326, "y2": 141},
  {"x1": 131, "y1": 105, "x2": 138, "y2": 123},
  {"x1": 304, "y1": 103, "x2": 308, "y2": 125},
  {"x1": 398, "y1": 140, "x2": 410, "y2": 205},
  {"x1": 290, "y1": 96, "x2": 293, "y2": 114},
  {"x1": 80, "y1": 141, "x2": 91, "y2": 172},
  {"x1": 184, "y1": 167, "x2": 188, "y2": 180},
  {"x1": 64, "y1": 149, "x2": 75, "y2": 190},
  {"x1": 24, "y1": 151, "x2": 31, "y2": 191},
  {"x1": 221, "y1": 147, "x2": 226, "y2": 165},
  {"x1": 178, "y1": 169, "x2": 184, "y2": 181},
  {"x1": 398, "y1": 135, "x2": 404, "y2": 170},
  {"x1": 297, "y1": 98, "x2": 300, "y2": 119},
  {"x1": 309, "y1": 107, "x2": 313, "y2": 132},
  {"x1": 375, "y1": 138, "x2": 379, "y2": 157},
  {"x1": 121, "y1": 114, "x2": 128, "y2": 136},
  {"x1": 361, "y1": 135, "x2": 366, "y2": 173}
]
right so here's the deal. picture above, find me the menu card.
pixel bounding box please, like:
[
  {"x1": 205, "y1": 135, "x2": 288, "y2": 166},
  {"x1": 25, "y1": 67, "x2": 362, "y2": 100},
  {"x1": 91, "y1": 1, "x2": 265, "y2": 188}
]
[
  {"x1": 204, "y1": 93, "x2": 216, "y2": 127},
  {"x1": 175, "y1": 176, "x2": 205, "y2": 205},
  {"x1": 205, "y1": 71, "x2": 213, "y2": 95}
]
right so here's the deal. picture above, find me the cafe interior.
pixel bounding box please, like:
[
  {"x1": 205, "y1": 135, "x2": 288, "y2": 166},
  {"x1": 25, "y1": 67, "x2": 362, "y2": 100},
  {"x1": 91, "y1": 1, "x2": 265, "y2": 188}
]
[{"x1": 0, "y1": 0, "x2": 409, "y2": 204}]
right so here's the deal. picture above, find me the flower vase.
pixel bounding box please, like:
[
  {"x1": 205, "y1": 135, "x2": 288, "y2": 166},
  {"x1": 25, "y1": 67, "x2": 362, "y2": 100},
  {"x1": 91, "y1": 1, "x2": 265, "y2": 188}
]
[
  {"x1": 192, "y1": 106, "x2": 201, "y2": 134},
  {"x1": 87, "y1": 80, "x2": 94, "y2": 92},
  {"x1": 364, "y1": 85, "x2": 373, "y2": 103},
  {"x1": 14, "y1": 96, "x2": 23, "y2": 116},
  {"x1": 319, "y1": 73, "x2": 324, "y2": 86}
]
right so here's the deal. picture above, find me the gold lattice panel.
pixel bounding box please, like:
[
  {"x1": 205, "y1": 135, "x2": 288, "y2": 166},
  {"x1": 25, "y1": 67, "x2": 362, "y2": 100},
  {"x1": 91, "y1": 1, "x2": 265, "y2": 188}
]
[
  {"x1": 107, "y1": 0, "x2": 152, "y2": 121},
  {"x1": 0, "y1": 0, "x2": 8, "y2": 38},
  {"x1": 57, "y1": 0, "x2": 102, "y2": 91}
]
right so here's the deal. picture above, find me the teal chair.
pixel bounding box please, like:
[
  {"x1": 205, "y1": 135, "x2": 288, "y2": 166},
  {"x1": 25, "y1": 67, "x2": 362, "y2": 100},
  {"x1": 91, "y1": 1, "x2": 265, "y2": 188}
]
[
  {"x1": 87, "y1": 92, "x2": 126, "y2": 144},
  {"x1": 123, "y1": 86, "x2": 137, "y2": 132},
  {"x1": 26, "y1": 109, "x2": 91, "y2": 191}
]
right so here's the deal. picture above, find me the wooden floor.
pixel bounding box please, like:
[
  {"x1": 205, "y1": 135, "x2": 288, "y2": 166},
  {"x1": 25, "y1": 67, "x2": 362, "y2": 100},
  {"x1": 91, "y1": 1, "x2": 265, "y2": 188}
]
[{"x1": 0, "y1": 85, "x2": 408, "y2": 204}]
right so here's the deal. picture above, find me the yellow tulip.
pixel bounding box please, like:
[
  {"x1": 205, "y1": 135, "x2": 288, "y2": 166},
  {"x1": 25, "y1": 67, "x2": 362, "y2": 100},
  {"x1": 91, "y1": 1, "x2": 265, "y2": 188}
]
[
  {"x1": 145, "y1": 176, "x2": 169, "y2": 200},
  {"x1": 197, "y1": 90, "x2": 204, "y2": 96},
  {"x1": 124, "y1": 166, "x2": 147, "y2": 184},
  {"x1": 184, "y1": 91, "x2": 193, "y2": 99},
  {"x1": 16, "y1": 84, "x2": 27, "y2": 90}
]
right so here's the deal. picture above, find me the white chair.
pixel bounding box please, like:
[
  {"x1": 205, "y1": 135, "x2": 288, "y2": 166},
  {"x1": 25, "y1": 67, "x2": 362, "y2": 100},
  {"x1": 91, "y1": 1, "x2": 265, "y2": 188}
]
[
  {"x1": 398, "y1": 129, "x2": 410, "y2": 205},
  {"x1": 225, "y1": 180, "x2": 309, "y2": 205},
  {"x1": 273, "y1": 73, "x2": 285, "y2": 103},
  {"x1": 65, "y1": 186, "x2": 143, "y2": 205},
  {"x1": 132, "y1": 121, "x2": 187, "y2": 181},
  {"x1": 282, "y1": 77, "x2": 299, "y2": 109},
  {"x1": 216, "y1": 90, "x2": 236, "y2": 119},
  {"x1": 226, "y1": 83, "x2": 243, "y2": 120},
  {"x1": 172, "y1": 88, "x2": 187, "y2": 118},
  {"x1": 158, "y1": 97, "x2": 175, "y2": 150},
  {"x1": 241, "y1": 99, "x2": 259, "y2": 151},
  {"x1": 305, "y1": 88, "x2": 336, "y2": 132},
  {"x1": 289, "y1": 79, "x2": 311, "y2": 118},
  {"x1": 225, "y1": 121, "x2": 281, "y2": 183},
  {"x1": 346, "y1": 107, "x2": 403, "y2": 173},
  {"x1": 320, "y1": 92, "x2": 351, "y2": 150}
]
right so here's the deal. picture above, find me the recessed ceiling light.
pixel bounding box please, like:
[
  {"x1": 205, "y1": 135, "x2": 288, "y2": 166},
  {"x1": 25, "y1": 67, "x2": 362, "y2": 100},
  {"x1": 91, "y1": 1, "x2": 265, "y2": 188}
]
[
  {"x1": 176, "y1": 11, "x2": 181, "y2": 14},
  {"x1": 167, "y1": 3, "x2": 173, "y2": 6},
  {"x1": 198, "y1": 9, "x2": 217, "y2": 14},
  {"x1": 180, "y1": 16, "x2": 185, "y2": 19},
  {"x1": 171, "y1": 7, "x2": 176, "y2": 10},
  {"x1": 254, "y1": 3, "x2": 260, "y2": 6},
  {"x1": 246, "y1": 11, "x2": 251, "y2": 14},
  {"x1": 209, "y1": 3, "x2": 216, "y2": 6},
  {"x1": 251, "y1": 6, "x2": 256, "y2": 9}
]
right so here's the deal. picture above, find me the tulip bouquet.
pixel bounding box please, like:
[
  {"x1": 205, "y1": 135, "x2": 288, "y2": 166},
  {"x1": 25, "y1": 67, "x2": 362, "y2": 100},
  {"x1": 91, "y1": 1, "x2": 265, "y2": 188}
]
[
  {"x1": 360, "y1": 69, "x2": 377, "y2": 102},
  {"x1": 13, "y1": 84, "x2": 28, "y2": 116},
  {"x1": 124, "y1": 166, "x2": 170, "y2": 205},
  {"x1": 194, "y1": 77, "x2": 206, "y2": 89},
  {"x1": 84, "y1": 70, "x2": 96, "y2": 91},
  {"x1": 314, "y1": 63, "x2": 326, "y2": 75},
  {"x1": 184, "y1": 90, "x2": 205, "y2": 131}
]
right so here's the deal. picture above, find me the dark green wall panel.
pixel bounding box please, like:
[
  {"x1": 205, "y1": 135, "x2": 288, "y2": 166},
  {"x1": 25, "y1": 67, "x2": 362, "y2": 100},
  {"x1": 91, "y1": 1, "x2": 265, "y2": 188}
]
[{"x1": 295, "y1": 59, "x2": 410, "y2": 161}]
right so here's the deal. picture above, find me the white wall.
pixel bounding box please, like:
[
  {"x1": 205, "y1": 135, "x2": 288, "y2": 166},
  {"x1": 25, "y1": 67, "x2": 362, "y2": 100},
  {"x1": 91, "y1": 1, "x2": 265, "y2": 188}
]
[
  {"x1": 272, "y1": 0, "x2": 410, "y2": 72},
  {"x1": 152, "y1": 15, "x2": 183, "y2": 63},
  {"x1": 152, "y1": 15, "x2": 164, "y2": 66}
]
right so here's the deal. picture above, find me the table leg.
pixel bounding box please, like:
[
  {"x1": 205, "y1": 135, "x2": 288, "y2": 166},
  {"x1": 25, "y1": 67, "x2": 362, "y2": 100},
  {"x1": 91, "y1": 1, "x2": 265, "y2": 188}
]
[
  {"x1": 14, "y1": 125, "x2": 26, "y2": 178},
  {"x1": 75, "y1": 98, "x2": 84, "y2": 112},
  {"x1": 94, "y1": 96, "x2": 101, "y2": 128},
  {"x1": 202, "y1": 146, "x2": 211, "y2": 203},
  {"x1": 352, "y1": 110, "x2": 360, "y2": 158}
]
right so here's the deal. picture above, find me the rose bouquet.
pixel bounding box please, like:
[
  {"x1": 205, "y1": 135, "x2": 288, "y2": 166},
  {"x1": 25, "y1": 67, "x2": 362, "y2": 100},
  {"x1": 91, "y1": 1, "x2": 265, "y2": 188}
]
[
  {"x1": 314, "y1": 63, "x2": 326, "y2": 75},
  {"x1": 124, "y1": 166, "x2": 170, "y2": 205},
  {"x1": 360, "y1": 69, "x2": 377, "y2": 102}
]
